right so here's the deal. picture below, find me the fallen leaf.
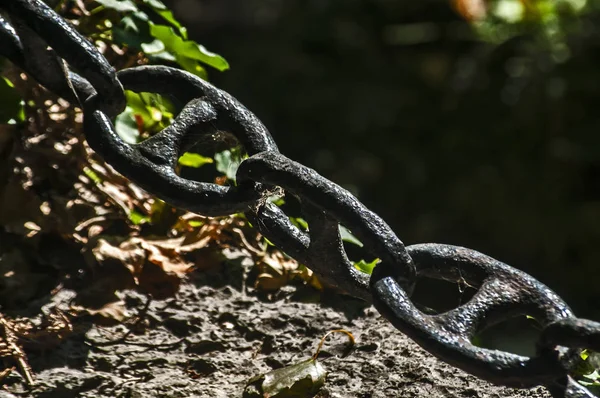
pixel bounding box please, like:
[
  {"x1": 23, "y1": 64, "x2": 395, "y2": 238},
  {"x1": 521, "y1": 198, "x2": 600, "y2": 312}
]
[
  {"x1": 243, "y1": 329, "x2": 355, "y2": 397},
  {"x1": 71, "y1": 301, "x2": 129, "y2": 324},
  {"x1": 243, "y1": 358, "x2": 326, "y2": 398}
]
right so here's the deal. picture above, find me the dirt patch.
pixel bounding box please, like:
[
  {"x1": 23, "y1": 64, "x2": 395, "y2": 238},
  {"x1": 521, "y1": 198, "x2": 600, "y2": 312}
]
[{"x1": 1, "y1": 249, "x2": 551, "y2": 398}]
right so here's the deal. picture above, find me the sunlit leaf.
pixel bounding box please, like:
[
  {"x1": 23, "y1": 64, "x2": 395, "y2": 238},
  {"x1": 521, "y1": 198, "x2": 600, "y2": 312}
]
[
  {"x1": 243, "y1": 329, "x2": 354, "y2": 397},
  {"x1": 115, "y1": 107, "x2": 141, "y2": 144},
  {"x1": 175, "y1": 54, "x2": 208, "y2": 79},
  {"x1": 178, "y1": 152, "x2": 214, "y2": 168},
  {"x1": 339, "y1": 225, "x2": 363, "y2": 247},
  {"x1": 149, "y1": 24, "x2": 229, "y2": 71},
  {"x1": 129, "y1": 210, "x2": 150, "y2": 225},
  {"x1": 83, "y1": 166, "x2": 103, "y2": 184},
  {"x1": 215, "y1": 148, "x2": 244, "y2": 181},
  {"x1": 353, "y1": 258, "x2": 380, "y2": 274},
  {"x1": 270, "y1": 196, "x2": 286, "y2": 206},
  {"x1": 151, "y1": 5, "x2": 187, "y2": 38},
  {"x1": 95, "y1": 0, "x2": 138, "y2": 13},
  {"x1": 581, "y1": 350, "x2": 590, "y2": 361},
  {"x1": 141, "y1": 0, "x2": 167, "y2": 9},
  {"x1": 244, "y1": 358, "x2": 326, "y2": 398},
  {"x1": 290, "y1": 217, "x2": 309, "y2": 231},
  {"x1": 141, "y1": 38, "x2": 166, "y2": 54}
]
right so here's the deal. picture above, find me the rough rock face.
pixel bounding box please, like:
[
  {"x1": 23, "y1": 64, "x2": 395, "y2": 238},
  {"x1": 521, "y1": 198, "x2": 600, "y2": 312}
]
[{"x1": 2, "y1": 253, "x2": 550, "y2": 398}]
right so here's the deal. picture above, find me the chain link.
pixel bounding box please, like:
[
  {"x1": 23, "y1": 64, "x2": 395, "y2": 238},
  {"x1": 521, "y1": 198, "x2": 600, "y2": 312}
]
[{"x1": 1, "y1": 1, "x2": 599, "y2": 397}]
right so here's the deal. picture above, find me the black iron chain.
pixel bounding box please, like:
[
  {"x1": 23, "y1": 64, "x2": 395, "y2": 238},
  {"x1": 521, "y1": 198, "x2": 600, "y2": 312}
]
[{"x1": 1, "y1": 1, "x2": 599, "y2": 396}]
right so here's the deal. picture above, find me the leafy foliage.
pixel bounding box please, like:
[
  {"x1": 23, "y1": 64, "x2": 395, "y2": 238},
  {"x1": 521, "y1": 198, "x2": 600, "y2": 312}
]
[
  {"x1": 573, "y1": 350, "x2": 600, "y2": 395},
  {"x1": 92, "y1": 0, "x2": 228, "y2": 78}
]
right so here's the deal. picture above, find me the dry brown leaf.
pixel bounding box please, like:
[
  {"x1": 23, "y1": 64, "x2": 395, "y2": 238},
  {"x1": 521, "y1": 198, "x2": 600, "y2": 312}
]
[
  {"x1": 92, "y1": 239, "x2": 146, "y2": 283},
  {"x1": 71, "y1": 300, "x2": 128, "y2": 324},
  {"x1": 138, "y1": 239, "x2": 194, "y2": 278},
  {"x1": 253, "y1": 251, "x2": 321, "y2": 292}
]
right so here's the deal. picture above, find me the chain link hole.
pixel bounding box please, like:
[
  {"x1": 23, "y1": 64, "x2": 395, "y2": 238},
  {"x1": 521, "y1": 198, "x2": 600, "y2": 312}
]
[
  {"x1": 474, "y1": 315, "x2": 543, "y2": 357},
  {"x1": 178, "y1": 137, "x2": 245, "y2": 187},
  {"x1": 409, "y1": 277, "x2": 477, "y2": 315},
  {"x1": 341, "y1": 238, "x2": 380, "y2": 276},
  {"x1": 114, "y1": 91, "x2": 176, "y2": 144}
]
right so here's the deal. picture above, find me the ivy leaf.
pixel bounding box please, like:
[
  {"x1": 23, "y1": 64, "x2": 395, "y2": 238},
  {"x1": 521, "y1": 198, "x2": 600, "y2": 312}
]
[
  {"x1": 353, "y1": 258, "x2": 380, "y2": 274},
  {"x1": 149, "y1": 24, "x2": 229, "y2": 72},
  {"x1": 95, "y1": 0, "x2": 138, "y2": 13},
  {"x1": 113, "y1": 12, "x2": 152, "y2": 50},
  {"x1": 140, "y1": 0, "x2": 187, "y2": 38},
  {"x1": 290, "y1": 217, "x2": 309, "y2": 231},
  {"x1": 339, "y1": 225, "x2": 363, "y2": 247},
  {"x1": 178, "y1": 153, "x2": 213, "y2": 168},
  {"x1": 215, "y1": 148, "x2": 244, "y2": 182},
  {"x1": 140, "y1": 0, "x2": 167, "y2": 9},
  {"x1": 140, "y1": 38, "x2": 166, "y2": 54},
  {"x1": 175, "y1": 54, "x2": 207, "y2": 80},
  {"x1": 129, "y1": 210, "x2": 150, "y2": 225},
  {"x1": 114, "y1": 107, "x2": 141, "y2": 144}
]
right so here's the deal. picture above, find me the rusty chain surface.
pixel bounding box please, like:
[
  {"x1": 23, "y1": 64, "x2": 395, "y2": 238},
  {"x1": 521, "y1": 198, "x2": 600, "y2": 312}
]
[{"x1": 1, "y1": 1, "x2": 599, "y2": 396}]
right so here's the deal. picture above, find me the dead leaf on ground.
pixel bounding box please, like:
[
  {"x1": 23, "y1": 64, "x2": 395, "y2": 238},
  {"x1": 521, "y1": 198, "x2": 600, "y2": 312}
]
[
  {"x1": 254, "y1": 251, "x2": 322, "y2": 292},
  {"x1": 71, "y1": 300, "x2": 129, "y2": 325},
  {"x1": 243, "y1": 329, "x2": 355, "y2": 398}
]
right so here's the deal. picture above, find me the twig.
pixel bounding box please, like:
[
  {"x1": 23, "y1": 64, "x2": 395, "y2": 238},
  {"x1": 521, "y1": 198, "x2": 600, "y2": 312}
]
[{"x1": 0, "y1": 315, "x2": 34, "y2": 386}]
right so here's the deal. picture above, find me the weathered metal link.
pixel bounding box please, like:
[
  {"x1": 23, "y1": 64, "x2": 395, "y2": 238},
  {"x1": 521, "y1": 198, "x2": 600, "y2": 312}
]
[
  {"x1": 370, "y1": 243, "x2": 581, "y2": 389},
  {"x1": 540, "y1": 318, "x2": 600, "y2": 352},
  {"x1": 0, "y1": 0, "x2": 125, "y2": 116},
  {"x1": 84, "y1": 66, "x2": 278, "y2": 216},
  {"x1": 1, "y1": 4, "x2": 599, "y2": 397},
  {"x1": 237, "y1": 151, "x2": 416, "y2": 300},
  {"x1": 247, "y1": 199, "x2": 372, "y2": 300}
]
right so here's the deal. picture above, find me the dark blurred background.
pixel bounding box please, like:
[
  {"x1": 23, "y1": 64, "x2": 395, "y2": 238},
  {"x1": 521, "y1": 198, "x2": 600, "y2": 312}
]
[{"x1": 165, "y1": 0, "x2": 599, "y2": 318}]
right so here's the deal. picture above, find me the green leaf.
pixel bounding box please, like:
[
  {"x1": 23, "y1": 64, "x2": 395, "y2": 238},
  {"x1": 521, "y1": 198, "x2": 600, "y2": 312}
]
[
  {"x1": 270, "y1": 196, "x2": 286, "y2": 206},
  {"x1": 175, "y1": 54, "x2": 208, "y2": 79},
  {"x1": 113, "y1": 12, "x2": 152, "y2": 50},
  {"x1": 114, "y1": 107, "x2": 141, "y2": 144},
  {"x1": 83, "y1": 167, "x2": 102, "y2": 184},
  {"x1": 243, "y1": 358, "x2": 326, "y2": 398},
  {"x1": 215, "y1": 148, "x2": 244, "y2": 182},
  {"x1": 153, "y1": 9, "x2": 187, "y2": 37},
  {"x1": 141, "y1": 0, "x2": 167, "y2": 9},
  {"x1": 117, "y1": 90, "x2": 175, "y2": 139},
  {"x1": 149, "y1": 24, "x2": 229, "y2": 71},
  {"x1": 141, "y1": 38, "x2": 166, "y2": 54},
  {"x1": 339, "y1": 225, "x2": 363, "y2": 247},
  {"x1": 95, "y1": 0, "x2": 138, "y2": 13},
  {"x1": 353, "y1": 258, "x2": 380, "y2": 274},
  {"x1": 129, "y1": 210, "x2": 150, "y2": 225},
  {"x1": 290, "y1": 217, "x2": 309, "y2": 231},
  {"x1": 0, "y1": 76, "x2": 24, "y2": 124},
  {"x1": 178, "y1": 152, "x2": 214, "y2": 168}
]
